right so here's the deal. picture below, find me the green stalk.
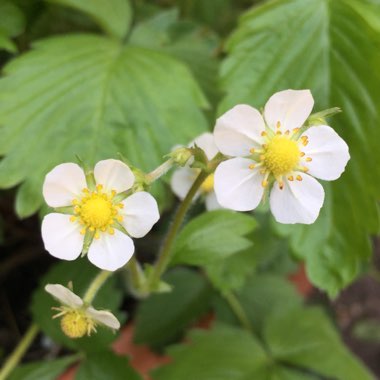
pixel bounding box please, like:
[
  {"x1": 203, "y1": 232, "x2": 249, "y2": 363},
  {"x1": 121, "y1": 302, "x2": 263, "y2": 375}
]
[
  {"x1": 0, "y1": 324, "x2": 39, "y2": 380},
  {"x1": 149, "y1": 171, "x2": 208, "y2": 288},
  {"x1": 223, "y1": 290, "x2": 253, "y2": 333},
  {"x1": 83, "y1": 270, "x2": 112, "y2": 304}
]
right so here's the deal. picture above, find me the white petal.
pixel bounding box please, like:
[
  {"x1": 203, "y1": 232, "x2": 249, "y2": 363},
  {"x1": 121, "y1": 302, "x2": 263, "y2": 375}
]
[
  {"x1": 43, "y1": 163, "x2": 86, "y2": 207},
  {"x1": 205, "y1": 191, "x2": 223, "y2": 211},
  {"x1": 86, "y1": 307, "x2": 120, "y2": 330},
  {"x1": 214, "y1": 157, "x2": 264, "y2": 211},
  {"x1": 88, "y1": 230, "x2": 134, "y2": 271},
  {"x1": 270, "y1": 173, "x2": 324, "y2": 224},
  {"x1": 191, "y1": 132, "x2": 219, "y2": 160},
  {"x1": 300, "y1": 125, "x2": 350, "y2": 180},
  {"x1": 170, "y1": 167, "x2": 198, "y2": 200},
  {"x1": 41, "y1": 213, "x2": 83, "y2": 260},
  {"x1": 94, "y1": 159, "x2": 135, "y2": 193},
  {"x1": 45, "y1": 284, "x2": 83, "y2": 308},
  {"x1": 264, "y1": 89, "x2": 314, "y2": 132},
  {"x1": 214, "y1": 105, "x2": 266, "y2": 157},
  {"x1": 121, "y1": 192, "x2": 160, "y2": 238}
]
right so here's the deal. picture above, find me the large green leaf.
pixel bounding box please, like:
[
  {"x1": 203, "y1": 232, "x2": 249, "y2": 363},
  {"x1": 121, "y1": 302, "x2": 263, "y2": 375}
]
[
  {"x1": 48, "y1": 0, "x2": 132, "y2": 39},
  {"x1": 264, "y1": 307, "x2": 374, "y2": 380},
  {"x1": 0, "y1": 1, "x2": 25, "y2": 52},
  {"x1": 31, "y1": 260, "x2": 124, "y2": 352},
  {"x1": 220, "y1": 0, "x2": 380, "y2": 296},
  {"x1": 152, "y1": 324, "x2": 268, "y2": 380},
  {"x1": 134, "y1": 268, "x2": 213, "y2": 349},
  {"x1": 75, "y1": 351, "x2": 142, "y2": 380},
  {"x1": 0, "y1": 35, "x2": 207, "y2": 217},
  {"x1": 172, "y1": 210, "x2": 256, "y2": 266},
  {"x1": 9, "y1": 356, "x2": 77, "y2": 380}
]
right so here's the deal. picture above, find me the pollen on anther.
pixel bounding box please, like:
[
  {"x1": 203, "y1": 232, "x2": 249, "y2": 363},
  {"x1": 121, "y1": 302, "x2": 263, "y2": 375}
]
[
  {"x1": 96, "y1": 184, "x2": 103, "y2": 191},
  {"x1": 300, "y1": 152, "x2": 305, "y2": 157},
  {"x1": 108, "y1": 227, "x2": 115, "y2": 235},
  {"x1": 70, "y1": 216, "x2": 77, "y2": 222},
  {"x1": 306, "y1": 157, "x2": 312, "y2": 162},
  {"x1": 285, "y1": 130, "x2": 290, "y2": 135},
  {"x1": 279, "y1": 182, "x2": 284, "y2": 190},
  {"x1": 276, "y1": 131, "x2": 282, "y2": 135},
  {"x1": 261, "y1": 131, "x2": 267, "y2": 137},
  {"x1": 261, "y1": 180, "x2": 268, "y2": 188},
  {"x1": 82, "y1": 188, "x2": 89, "y2": 193},
  {"x1": 249, "y1": 164, "x2": 256, "y2": 170},
  {"x1": 94, "y1": 232, "x2": 100, "y2": 239},
  {"x1": 249, "y1": 148, "x2": 255, "y2": 154},
  {"x1": 276, "y1": 121, "x2": 281, "y2": 129},
  {"x1": 80, "y1": 228, "x2": 86, "y2": 235},
  {"x1": 293, "y1": 128, "x2": 300, "y2": 133},
  {"x1": 288, "y1": 175, "x2": 294, "y2": 181},
  {"x1": 296, "y1": 175, "x2": 303, "y2": 181}
]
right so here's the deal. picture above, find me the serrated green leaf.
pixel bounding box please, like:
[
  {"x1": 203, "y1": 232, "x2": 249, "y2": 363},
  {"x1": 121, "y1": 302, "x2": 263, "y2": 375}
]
[
  {"x1": 8, "y1": 356, "x2": 77, "y2": 380},
  {"x1": 220, "y1": 0, "x2": 380, "y2": 296},
  {"x1": 31, "y1": 260, "x2": 124, "y2": 352},
  {"x1": 152, "y1": 324, "x2": 268, "y2": 380},
  {"x1": 134, "y1": 267, "x2": 213, "y2": 349},
  {"x1": 48, "y1": 0, "x2": 132, "y2": 39},
  {"x1": 264, "y1": 307, "x2": 375, "y2": 380},
  {"x1": 130, "y1": 9, "x2": 220, "y2": 104},
  {"x1": 172, "y1": 210, "x2": 256, "y2": 266},
  {"x1": 0, "y1": 34, "x2": 207, "y2": 217},
  {"x1": 75, "y1": 351, "x2": 142, "y2": 380}
]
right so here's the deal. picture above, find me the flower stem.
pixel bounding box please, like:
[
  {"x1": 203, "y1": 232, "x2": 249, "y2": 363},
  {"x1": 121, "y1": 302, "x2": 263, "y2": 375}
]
[
  {"x1": 83, "y1": 270, "x2": 112, "y2": 304},
  {"x1": 146, "y1": 159, "x2": 174, "y2": 184},
  {"x1": 149, "y1": 170, "x2": 208, "y2": 288},
  {"x1": 222, "y1": 290, "x2": 253, "y2": 333},
  {"x1": 0, "y1": 324, "x2": 39, "y2": 380}
]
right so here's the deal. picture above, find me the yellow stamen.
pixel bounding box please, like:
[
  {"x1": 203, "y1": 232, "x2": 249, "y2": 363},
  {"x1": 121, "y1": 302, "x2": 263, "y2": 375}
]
[
  {"x1": 306, "y1": 157, "x2": 312, "y2": 162},
  {"x1": 288, "y1": 175, "x2": 294, "y2": 181},
  {"x1": 296, "y1": 175, "x2": 303, "y2": 181},
  {"x1": 250, "y1": 148, "x2": 255, "y2": 154},
  {"x1": 249, "y1": 164, "x2": 256, "y2": 170}
]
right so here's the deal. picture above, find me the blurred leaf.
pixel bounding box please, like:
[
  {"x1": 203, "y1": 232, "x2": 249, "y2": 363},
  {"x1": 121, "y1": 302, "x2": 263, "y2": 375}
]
[
  {"x1": 130, "y1": 9, "x2": 220, "y2": 104},
  {"x1": 47, "y1": 0, "x2": 132, "y2": 39},
  {"x1": 134, "y1": 267, "x2": 213, "y2": 349},
  {"x1": 152, "y1": 324, "x2": 268, "y2": 380},
  {"x1": 215, "y1": 274, "x2": 302, "y2": 332},
  {"x1": 75, "y1": 351, "x2": 141, "y2": 380},
  {"x1": 220, "y1": 0, "x2": 380, "y2": 296},
  {"x1": 0, "y1": 1, "x2": 25, "y2": 53},
  {"x1": 264, "y1": 307, "x2": 374, "y2": 380},
  {"x1": 353, "y1": 318, "x2": 380, "y2": 343},
  {"x1": 31, "y1": 260, "x2": 124, "y2": 352},
  {"x1": 9, "y1": 356, "x2": 77, "y2": 380},
  {"x1": 172, "y1": 210, "x2": 256, "y2": 266},
  {"x1": 0, "y1": 35, "x2": 207, "y2": 217}
]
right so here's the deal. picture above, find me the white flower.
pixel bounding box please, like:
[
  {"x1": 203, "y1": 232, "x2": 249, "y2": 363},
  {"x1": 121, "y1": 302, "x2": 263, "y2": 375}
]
[
  {"x1": 214, "y1": 90, "x2": 350, "y2": 224},
  {"x1": 45, "y1": 283, "x2": 120, "y2": 338},
  {"x1": 41, "y1": 159, "x2": 160, "y2": 271},
  {"x1": 170, "y1": 133, "x2": 222, "y2": 210}
]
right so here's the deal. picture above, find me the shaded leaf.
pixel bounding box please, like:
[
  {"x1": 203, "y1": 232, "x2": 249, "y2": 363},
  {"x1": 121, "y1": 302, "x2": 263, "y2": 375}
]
[
  {"x1": 134, "y1": 267, "x2": 213, "y2": 349},
  {"x1": 75, "y1": 351, "x2": 141, "y2": 380},
  {"x1": 48, "y1": 0, "x2": 132, "y2": 39}
]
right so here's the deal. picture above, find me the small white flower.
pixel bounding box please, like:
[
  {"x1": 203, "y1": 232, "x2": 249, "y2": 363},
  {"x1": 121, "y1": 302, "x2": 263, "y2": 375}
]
[
  {"x1": 170, "y1": 133, "x2": 222, "y2": 210},
  {"x1": 214, "y1": 90, "x2": 350, "y2": 224},
  {"x1": 41, "y1": 159, "x2": 160, "y2": 271},
  {"x1": 45, "y1": 283, "x2": 120, "y2": 338}
]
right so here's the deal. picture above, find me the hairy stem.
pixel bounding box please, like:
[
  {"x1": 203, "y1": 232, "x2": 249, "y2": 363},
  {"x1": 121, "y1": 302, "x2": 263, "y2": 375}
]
[
  {"x1": 83, "y1": 270, "x2": 112, "y2": 304},
  {"x1": 0, "y1": 324, "x2": 39, "y2": 380},
  {"x1": 223, "y1": 290, "x2": 253, "y2": 333},
  {"x1": 149, "y1": 171, "x2": 208, "y2": 288}
]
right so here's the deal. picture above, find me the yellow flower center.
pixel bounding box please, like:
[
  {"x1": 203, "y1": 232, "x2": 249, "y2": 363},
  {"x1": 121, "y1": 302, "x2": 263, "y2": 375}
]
[
  {"x1": 71, "y1": 185, "x2": 124, "y2": 238},
  {"x1": 200, "y1": 173, "x2": 214, "y2": 193},
  {"x1": 60, "y1": 310, "x2": 92, "y2": 339},
  {"x1": 263, "y1": 136, "x2": 300, "y2": 176}
]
